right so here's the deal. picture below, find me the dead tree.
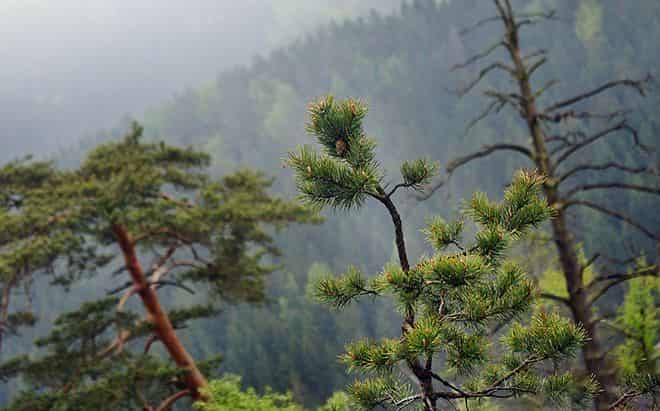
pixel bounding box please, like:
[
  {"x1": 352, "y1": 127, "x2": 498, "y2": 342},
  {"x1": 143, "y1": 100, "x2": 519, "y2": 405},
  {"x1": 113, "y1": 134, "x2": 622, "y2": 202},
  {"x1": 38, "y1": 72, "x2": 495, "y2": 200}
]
[{"x1": 422, "y1": 1, "x2": 659, "y2": 410}]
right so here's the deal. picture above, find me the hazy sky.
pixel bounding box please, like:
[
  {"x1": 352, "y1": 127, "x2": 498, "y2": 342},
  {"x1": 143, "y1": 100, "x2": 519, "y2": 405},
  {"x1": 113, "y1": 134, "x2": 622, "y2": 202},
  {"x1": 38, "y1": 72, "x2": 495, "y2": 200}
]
[
  {"x1": 0, "y1": 1, "x2": 270, "y2": 98},
  {"x1": 0, "y1": 1, "x2": 401, "y2": 159}
]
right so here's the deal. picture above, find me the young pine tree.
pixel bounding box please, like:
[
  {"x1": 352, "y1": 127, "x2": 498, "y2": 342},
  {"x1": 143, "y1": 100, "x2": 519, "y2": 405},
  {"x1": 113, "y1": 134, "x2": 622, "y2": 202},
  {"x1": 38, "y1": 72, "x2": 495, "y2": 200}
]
[
  {"x1": 0, "y1": 123, "x2": 316, "y2": 410},
  {"x1": 288, "y1": 96, "x2": 593, "y2": 411}
]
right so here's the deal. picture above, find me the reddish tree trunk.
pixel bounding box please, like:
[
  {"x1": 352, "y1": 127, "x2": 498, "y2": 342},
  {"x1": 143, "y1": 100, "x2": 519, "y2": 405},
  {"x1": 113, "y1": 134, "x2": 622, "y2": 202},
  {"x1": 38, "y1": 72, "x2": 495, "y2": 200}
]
[{"x1": 112, "y1": 224, "x2": 208, "y2": 400}]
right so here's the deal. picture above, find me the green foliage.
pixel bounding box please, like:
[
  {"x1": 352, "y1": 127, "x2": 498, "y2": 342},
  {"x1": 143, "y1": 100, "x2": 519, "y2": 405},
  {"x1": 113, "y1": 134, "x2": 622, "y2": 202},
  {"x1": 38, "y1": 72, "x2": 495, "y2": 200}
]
[
  {"x1": 0, "y1": 124, "x2": 316, "y2": 409},
  {"x1": 288, "y1": 97, "x2": 381, "y2": 210},
  {"x1": 292, "y1": 98, "x2": 586, "y2": 410},
  {"x1": 614, "y1": 275, "x2": 659, "y2": 375},
  {"x1": 400, "y1": 158, "x2": 439, "y2": 191},
  {"x1": 315, "y1": 266, "x2": 374, "y2": 309},
  {"x1": 423, "y1": 217, "x2": 464, "y2": 251},
  {"x1": 196, "y1": 375, "x2": 303, "y2": 411},
  {"x1": 195, "y1": 375, "x2": 352, "y2": 411},
  {"x1": 315, "y1": 392, "x2": 351, "y2": 411},
  {"x1": 503, "y1": 313, "x2": 587, "y2": 360}
]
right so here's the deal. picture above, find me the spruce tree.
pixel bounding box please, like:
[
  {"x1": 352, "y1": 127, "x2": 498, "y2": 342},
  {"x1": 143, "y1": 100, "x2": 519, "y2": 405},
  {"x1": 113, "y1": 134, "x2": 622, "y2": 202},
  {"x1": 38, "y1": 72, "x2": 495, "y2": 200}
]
[
  {"x1": 420, "y1": 1, "x2": 660, "y2": 408},
  {"x1": 0, "y1": 123, "x2": 316, "y2": 410},
  {"x1": 288, "y1": 96, "x2": 592, "y2": 411}
]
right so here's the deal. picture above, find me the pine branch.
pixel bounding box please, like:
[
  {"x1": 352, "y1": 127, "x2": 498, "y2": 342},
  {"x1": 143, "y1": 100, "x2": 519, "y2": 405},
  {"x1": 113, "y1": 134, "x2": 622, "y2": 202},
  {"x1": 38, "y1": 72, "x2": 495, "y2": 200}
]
[{"x1": 485, "y1": 356, "x2": 542, "y2": 390}]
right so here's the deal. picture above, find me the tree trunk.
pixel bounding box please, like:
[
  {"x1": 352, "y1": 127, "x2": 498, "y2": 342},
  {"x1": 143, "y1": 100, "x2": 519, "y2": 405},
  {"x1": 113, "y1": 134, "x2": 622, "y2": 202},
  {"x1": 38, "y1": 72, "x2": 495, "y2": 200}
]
[
  {"x1": 505, "y1": 23, "x2": 617, "y2": 410},
  {"x1": 112, "y1": 224, "x2": 208, "y2": 401}
]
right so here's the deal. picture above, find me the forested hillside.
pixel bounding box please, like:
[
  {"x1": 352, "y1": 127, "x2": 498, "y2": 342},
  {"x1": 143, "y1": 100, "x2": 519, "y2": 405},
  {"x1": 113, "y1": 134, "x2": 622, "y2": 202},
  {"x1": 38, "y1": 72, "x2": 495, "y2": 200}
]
[{"x1": 2, "y1": 0, "x2": 658, "y2": 408}]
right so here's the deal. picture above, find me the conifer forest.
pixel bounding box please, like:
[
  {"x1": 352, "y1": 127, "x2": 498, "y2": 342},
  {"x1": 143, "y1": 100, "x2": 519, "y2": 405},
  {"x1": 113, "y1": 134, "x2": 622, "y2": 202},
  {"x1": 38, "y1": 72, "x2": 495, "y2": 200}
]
[{"x1": 0, "y1": 1, "x2": 658, "y2": 410}]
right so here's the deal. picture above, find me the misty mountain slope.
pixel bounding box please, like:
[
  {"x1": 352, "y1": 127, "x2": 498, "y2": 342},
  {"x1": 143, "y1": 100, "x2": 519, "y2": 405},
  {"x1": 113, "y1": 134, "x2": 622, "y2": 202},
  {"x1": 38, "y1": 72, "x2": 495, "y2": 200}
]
[
  {"x1": 0, "y1": 0, "x2": 402, "y2": 163},
  {"x1": 5, "y1": 0, "x2": 659, "y2": 407}
]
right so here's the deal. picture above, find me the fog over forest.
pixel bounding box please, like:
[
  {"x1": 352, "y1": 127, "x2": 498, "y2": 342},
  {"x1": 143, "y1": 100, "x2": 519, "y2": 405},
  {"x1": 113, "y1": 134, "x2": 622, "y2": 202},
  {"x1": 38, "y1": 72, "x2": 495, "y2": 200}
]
[
  {"x1": 0, "y1": 0, "x2": 400, "y2": 160},
  {"x1": 0, "y1": 1, "x2": 658, "y2": 410}
]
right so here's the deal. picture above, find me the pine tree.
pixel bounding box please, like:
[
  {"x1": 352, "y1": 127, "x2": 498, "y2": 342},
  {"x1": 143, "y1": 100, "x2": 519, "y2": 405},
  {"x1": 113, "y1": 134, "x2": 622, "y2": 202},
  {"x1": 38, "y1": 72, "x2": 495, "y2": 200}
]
[
  {"x1": 0, "y1": 160, "x2": 52, "y2": 353},
  {"x1": 288, "y1": 96, "x2": 593, "y2": 411},
  {"x1": 0, "y1": 123, "x2": 316, "y2": 410},
  {"x1": 421, "y1": 1, "x2": 660, "y2": 409}
]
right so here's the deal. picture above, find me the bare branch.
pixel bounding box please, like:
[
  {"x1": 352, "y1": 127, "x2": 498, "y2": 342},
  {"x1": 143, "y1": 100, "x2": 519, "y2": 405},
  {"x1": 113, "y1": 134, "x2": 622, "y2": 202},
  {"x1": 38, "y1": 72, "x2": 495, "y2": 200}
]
[
  {"x1": 446, "y1": 144, "x2": 533, "y2": 174},
  {"x1": 151, "y1": 280, "x2": 196, "y2": 295},
  {"x1": 484, "y1": 90, "x2": 525, "y2": 113},
  {"x1": 565, "y1": 182, "x2": 660, "y2": 199},
  {"x1": 493, "y1": 0, "x2": 508, "y2": 22},
  {"x1": 533, "y1": 79, "x2": 558, "y2": 99},
  {"x1": 563, "y1": 200, "x2": 660, "y2": 242},
  {"x1": 587, "y1": 265, "x2": 658, "y2": 290},
  {"x1": 539, "y1": 109, "x2": 630, "y2": 124},
  {"x1": 554, "y1": 121, "x2": 629, "y2": 165},
  {"x1": 154, "y1": 389, "x2": 192, "y2": 411},
  {"x1": 523, "y1": 49, "x2": 547, "y2": 61},
  {"x1": 459, "y1": 16, "x2": 502, "y2": 36},
  {"x1": 455, "y1": 62, "x2": 516, "y2": 96},
  {"x1": 414, "y1": 141, "x2": 533, "y2": 202},
  {"x1": 516, "y1": 10, "x2": 557, "y2": 21},
  {"x1": 581, "y1": 253, "x2": 601, "y2": 275},
  {"x1": 539, "y1": 292, "x2": 571, "y2": 308},
  {"x1": 559, "y1": 162, "x2": 658, "y2": 183},
  {"x1": 430, "y1": 371, "x2": 467, "y2": 396},
  {"x1": 463, "y1": 99, "x2": 506, "y2": 135},
  {"x1": 543, "y1": 75, "x2": 652, "y2": 114},
  {"x1": 547, "y1": 130, "x2": 587, "y2": 156},
  {"x1": 451, "y1": 42, "x2": 506, "y2": 71},
  {"x1": 527, "y1": 57, "x2": 547, "y2": 77},
  {"x1": 144, "y1": 334, "x2": 160, "y2": 354}
]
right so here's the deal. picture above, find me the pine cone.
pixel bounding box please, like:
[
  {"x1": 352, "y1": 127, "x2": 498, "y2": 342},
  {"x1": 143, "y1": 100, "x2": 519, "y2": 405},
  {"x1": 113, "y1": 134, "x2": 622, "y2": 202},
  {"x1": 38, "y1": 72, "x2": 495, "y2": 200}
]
[{"x1": 335, "y1": 138, "x2": 347, "y2": 156}]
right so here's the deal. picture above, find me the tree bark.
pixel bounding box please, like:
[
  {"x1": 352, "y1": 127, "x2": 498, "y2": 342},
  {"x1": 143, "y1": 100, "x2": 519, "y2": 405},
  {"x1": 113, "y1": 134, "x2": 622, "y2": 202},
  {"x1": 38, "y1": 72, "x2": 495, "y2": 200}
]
[
  {"x1": 503, "y1": 17, "x2": 617, "y2": 410},
  {"x1": 376, "y1": 190, "x2": 437, "y2": 411},
  {"x1": 112, "y1": 224, "x2": 208, "y2": 401}
]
